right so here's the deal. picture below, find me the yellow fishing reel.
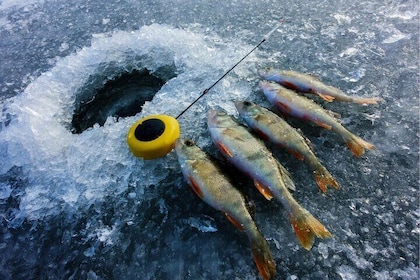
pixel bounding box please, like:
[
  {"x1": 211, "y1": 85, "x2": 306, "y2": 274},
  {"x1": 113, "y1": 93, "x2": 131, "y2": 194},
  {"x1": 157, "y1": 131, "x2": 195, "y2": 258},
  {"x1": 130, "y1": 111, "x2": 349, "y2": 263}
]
[{"x1": 127, "y1": 115, "x2": 180, "y2": 159}]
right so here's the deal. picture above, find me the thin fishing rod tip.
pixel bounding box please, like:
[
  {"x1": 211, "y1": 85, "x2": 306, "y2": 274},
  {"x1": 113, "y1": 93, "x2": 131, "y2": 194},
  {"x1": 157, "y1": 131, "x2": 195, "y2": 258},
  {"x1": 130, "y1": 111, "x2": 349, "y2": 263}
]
[{"x1": 263, "y1": 21, "x2": 283, "y2": 40}]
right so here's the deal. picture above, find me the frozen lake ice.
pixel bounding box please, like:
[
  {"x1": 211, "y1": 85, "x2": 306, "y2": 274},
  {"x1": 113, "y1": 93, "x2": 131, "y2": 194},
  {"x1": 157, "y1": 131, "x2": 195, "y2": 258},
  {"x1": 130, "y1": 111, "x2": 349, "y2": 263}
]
[{"x1": 0, "y1": 0, "x2": 418, "y2": 279}]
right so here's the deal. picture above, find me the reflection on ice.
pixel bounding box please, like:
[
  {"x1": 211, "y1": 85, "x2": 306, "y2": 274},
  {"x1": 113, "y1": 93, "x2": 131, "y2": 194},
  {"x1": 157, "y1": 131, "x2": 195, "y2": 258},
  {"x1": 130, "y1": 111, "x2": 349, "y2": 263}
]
[{"x1": 184, "y1": 215, "x2": 218, "y2": 233}]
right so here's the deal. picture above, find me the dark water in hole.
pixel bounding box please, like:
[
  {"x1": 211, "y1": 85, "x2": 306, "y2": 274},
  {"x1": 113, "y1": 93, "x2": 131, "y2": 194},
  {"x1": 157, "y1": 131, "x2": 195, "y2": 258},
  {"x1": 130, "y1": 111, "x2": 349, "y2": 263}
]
[{"x1": 71, "y1": 69, "x2": 169, "y2": 133}]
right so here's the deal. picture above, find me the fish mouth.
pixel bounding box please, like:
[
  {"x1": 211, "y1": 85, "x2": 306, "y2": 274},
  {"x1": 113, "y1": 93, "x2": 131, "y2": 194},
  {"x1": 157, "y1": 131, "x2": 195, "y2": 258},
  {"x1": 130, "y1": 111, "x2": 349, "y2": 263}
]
[
  {"x1": 257, "y1": 69, "x2": 267, "y2": 78},
  {"x1": 207, "y1": 109, "x2": 230, "y2": 127},
  {"x1": 257, "y1": 67, "x2": 273, "y2": 78},
  {"x1": 174, "y1": 138, "x2": 190, "y2": 160},
  {"x1": 258, "y1": 80, "x2": 275, "y2": 91},
  {"x1": 174, "y1": 138, "x2": 184, "y2": 152},
  {"x1": 258, "y1": 80, "x2": 268, "y2": 89}
]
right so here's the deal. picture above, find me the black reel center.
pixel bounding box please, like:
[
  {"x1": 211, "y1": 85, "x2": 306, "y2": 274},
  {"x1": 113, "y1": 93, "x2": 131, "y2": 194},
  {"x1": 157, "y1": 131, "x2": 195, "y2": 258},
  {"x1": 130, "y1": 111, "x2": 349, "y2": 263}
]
[{"x1": 134, "y1": 118, "x2": 166, "y2": 141}]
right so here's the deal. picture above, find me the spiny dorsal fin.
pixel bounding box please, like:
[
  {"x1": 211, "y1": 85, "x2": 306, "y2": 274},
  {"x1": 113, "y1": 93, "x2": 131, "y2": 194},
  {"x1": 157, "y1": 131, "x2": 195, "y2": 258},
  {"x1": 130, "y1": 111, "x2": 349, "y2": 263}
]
[
  {"x1": 276, "y1": 161, "x2": 296, "y2": 191},
  {"x1": 304, "y1": 136, "x2": 315, "y2": 152},
  {"x1": 295, "y1": 128, "x2": 315, "y2": 152},
  {"x1": 327, "y1": 110, "x2": 341, "y2": 120},
  {"x1": 306, "y1": 72, "x2": 322, "y2": 80}
]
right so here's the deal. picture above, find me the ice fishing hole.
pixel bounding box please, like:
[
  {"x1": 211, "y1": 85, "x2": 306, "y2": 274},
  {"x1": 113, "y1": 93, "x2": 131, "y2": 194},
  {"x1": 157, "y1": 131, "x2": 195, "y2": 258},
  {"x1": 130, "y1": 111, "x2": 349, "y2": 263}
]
[{"x1": 71, "y1": 66, "x2": 177, "y2": 134}]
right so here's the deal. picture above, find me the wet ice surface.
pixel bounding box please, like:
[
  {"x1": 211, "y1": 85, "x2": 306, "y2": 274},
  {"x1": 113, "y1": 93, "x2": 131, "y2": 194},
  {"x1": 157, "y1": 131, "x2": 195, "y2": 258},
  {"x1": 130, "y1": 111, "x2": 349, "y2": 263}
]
[{"x1": 0, "y1": 0, "x2": 418, "y2": 279}]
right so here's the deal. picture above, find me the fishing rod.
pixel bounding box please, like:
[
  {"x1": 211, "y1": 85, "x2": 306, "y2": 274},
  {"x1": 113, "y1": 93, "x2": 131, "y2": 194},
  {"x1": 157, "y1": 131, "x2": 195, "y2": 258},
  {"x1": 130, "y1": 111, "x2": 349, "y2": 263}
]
[{"x1": 127, "y1": 22, "x2": 283, "y2": 159}]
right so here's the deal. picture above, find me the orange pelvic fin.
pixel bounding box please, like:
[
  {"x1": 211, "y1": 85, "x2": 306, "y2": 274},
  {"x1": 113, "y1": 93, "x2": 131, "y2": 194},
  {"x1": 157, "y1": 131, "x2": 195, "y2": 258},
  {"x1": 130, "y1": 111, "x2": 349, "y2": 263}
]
[
  {"x1": 313, "y1": 119, "x2": 332, "y2": 130},
  {"x1": 224, "y1": 212, "x2": 244, "y2": 231},
  {"x1": 314, "y1": 169, "x2": 340, "y2": 194},
  {"x1": 346, "y1": 135, "x2": 376, "y2": 158},
  {"x1": 317, "y1": 93, "x2": 335, "y2": 102},
  {"x1": 216, "y1": 142, "x2": 234, "y2": 157},
  {"x1": 250, "y1": 234, "x2": 276, "y2": 280},
  {"x1": 289, "y1": 209, "x2": 332, "y2": 250},
  {"x1": 287, "y1": 148, "x2": 305, "y2": 161},
  {"x1": 188, "y1": 176, "x2": 204, "y2": 199},
  {"x1": 254, "y1": 180, "x2": 273, "y2": 200}
]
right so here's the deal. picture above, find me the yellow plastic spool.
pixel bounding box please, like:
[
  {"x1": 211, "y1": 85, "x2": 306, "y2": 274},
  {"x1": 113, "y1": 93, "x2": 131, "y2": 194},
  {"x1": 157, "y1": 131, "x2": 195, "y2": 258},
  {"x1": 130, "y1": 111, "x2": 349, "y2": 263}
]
[{"x1": 127, "y1": 115, "x2": 180, "y2": 159}]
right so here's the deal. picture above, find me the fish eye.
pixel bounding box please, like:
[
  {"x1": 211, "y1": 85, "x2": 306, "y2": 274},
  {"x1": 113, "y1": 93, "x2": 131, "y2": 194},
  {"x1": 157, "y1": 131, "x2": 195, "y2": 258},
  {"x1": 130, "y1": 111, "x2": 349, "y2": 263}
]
[
  {"x1": 243, "y1": 101, "x2": 252, "y2": 106},
  {"x1": 184, "y1": 139, "x2": 195, "y2": 147}
]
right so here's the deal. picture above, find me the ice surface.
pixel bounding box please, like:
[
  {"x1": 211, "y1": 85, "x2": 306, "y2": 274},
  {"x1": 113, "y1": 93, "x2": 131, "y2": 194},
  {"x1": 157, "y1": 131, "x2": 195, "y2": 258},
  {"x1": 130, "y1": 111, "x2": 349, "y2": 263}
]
[
  {"x1": 0, "y1": 0, "x2": 419, "y2": 279},
  {"x1": 184, "y1": 215, "x2": 218, "y2": 233}
]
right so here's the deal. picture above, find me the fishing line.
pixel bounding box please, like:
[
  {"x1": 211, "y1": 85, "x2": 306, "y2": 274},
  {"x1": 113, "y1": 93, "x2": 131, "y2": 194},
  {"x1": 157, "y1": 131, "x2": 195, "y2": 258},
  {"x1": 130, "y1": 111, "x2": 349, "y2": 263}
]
[{"x1": 175, "y1": 21, "x2": 283, "y2": 120}]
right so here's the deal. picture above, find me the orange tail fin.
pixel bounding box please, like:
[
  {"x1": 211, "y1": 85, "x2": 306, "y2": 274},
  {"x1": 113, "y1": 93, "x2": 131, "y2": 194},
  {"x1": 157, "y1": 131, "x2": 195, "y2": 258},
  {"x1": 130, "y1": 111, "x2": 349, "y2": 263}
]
[
  {"x1": 289, "y1": 209, "x2": 332, "y2": 250},
  {"x1": 314, "y1": 168, "x2": 340, "y2": 193},
  {"x1": 346, "y1": 135, "x2": 376, "y2": 158},
  {"x1": 249, "y1": 233, "x2": 276, "y2": 280}
]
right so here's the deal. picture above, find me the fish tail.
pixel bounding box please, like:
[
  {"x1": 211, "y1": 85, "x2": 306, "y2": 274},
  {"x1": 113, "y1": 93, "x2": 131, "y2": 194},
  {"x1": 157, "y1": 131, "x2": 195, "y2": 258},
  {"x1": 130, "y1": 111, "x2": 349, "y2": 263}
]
[
  {"x1": 353, "y1": 97, "x2": 384, "y2": 105},
  {"x1": 345, "y1": 133, "x2": 376, "y2": 158},
  {"x1": 314, "y1": 167, "x2": 340, "y2": 193},
  {"x1": 249, "y1": 231, "x2": 276, "y2": 280},
  {"x1": 289, "y1": 208, "x2": 332, "y2": 250}
]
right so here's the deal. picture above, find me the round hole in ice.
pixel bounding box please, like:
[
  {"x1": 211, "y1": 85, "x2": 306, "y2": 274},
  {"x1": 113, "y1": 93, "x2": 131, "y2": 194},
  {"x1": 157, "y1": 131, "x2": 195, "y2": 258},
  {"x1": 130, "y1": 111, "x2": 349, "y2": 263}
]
[{"x1": 71, "y1": 67, "x2": 177, "y2": 134}]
